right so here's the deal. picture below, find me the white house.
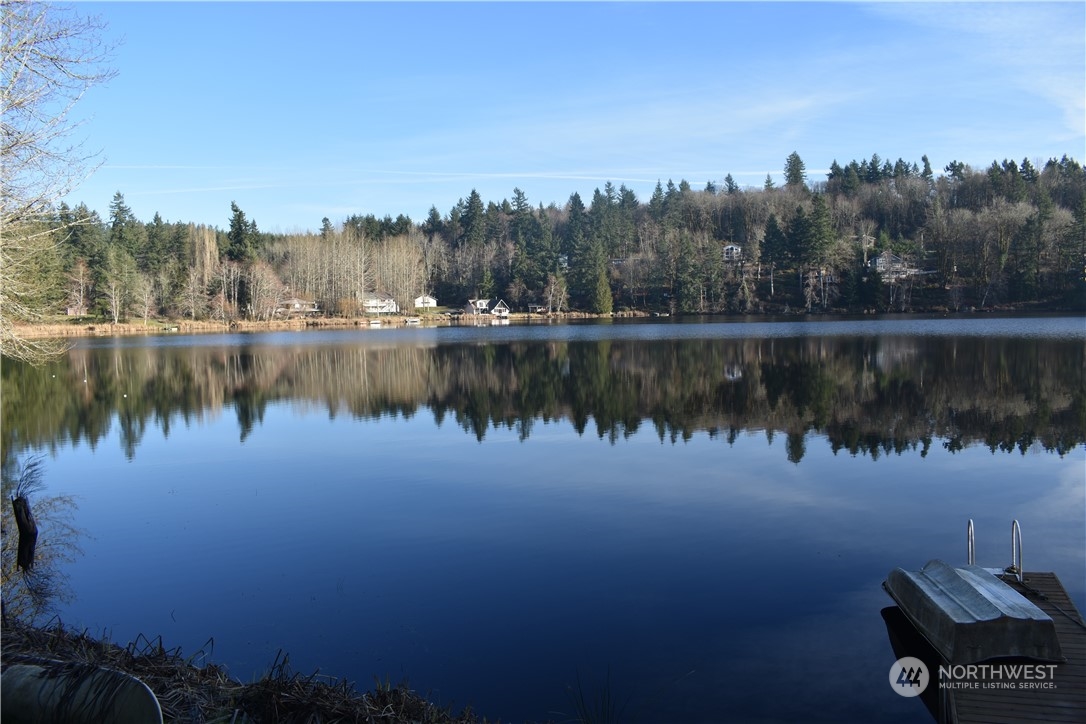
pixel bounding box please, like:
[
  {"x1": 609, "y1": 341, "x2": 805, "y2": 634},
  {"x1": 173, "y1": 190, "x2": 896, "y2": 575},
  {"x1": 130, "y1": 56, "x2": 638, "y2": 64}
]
[
  {"x1": 363, "y1": 293, "x2": 399, "y2": 315},
  {"x1": 414, "y1": 294, "x2": 437, "y2": 309},
  {"x1": 465, "y1": 298, "x2": 491, "y2": 316},
  {"x1": 870, "y1": 251, "x2": 913, "y2": 280},
  {"x1": 465, "y1": 298, "x2": 510, "y2": 317},
  {"x1": 723, "y1": 244, "x2": 742, "y2": 262}
]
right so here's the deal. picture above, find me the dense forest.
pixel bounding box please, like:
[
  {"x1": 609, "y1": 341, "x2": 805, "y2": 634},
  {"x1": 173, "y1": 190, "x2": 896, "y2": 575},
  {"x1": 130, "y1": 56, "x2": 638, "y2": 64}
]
[{"x1": 34, "y1": 153, "x2": 1086, "y2": 322}]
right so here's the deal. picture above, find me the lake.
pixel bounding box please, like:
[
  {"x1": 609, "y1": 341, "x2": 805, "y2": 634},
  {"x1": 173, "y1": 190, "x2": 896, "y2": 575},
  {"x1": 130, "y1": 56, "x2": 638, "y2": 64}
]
[{"x1": 2, "y1": 315, "x2": 1083, "y2": 723}]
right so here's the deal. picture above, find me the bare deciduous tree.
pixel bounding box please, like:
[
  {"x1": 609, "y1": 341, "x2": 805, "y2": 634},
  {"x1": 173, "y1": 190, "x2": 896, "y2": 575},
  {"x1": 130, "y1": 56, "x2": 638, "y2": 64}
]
[
  {"x1": 1, "y1": 1, "x2": 114, "y2": 362},
  {"x1": 544, "y1": 273, "x2": 568, "y2": 313},
  {"x1": 180, "y1": 266, "x2": 207, "y2": 320},
  {"x1": 246, "y1": 261, "x2": 287, "y2": 321},
  {"x1": 132, "y1": 271, "x2": 155, "y2": 325},
  {"x1": 217, "y1": 259, "x2": 242, "y2": 319},
  {"x1": 66, "y1": 257, "x2": 91, "y2": 314},
  {"x1": 101, "y1": 246, "x2": 135, "y2": 324},
  {"x1": 376, "y1": 232, "x2": 425, "y2": 311}
]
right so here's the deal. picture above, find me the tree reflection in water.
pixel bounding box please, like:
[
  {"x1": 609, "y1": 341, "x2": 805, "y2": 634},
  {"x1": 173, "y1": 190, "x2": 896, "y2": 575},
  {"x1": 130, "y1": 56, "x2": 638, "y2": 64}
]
[
  {"x1": 1, "y1": 456, "x2": 81, "y2": 623},
  {"x1": 1, "y1": 332, "x2": 1083, "y2": 465}
]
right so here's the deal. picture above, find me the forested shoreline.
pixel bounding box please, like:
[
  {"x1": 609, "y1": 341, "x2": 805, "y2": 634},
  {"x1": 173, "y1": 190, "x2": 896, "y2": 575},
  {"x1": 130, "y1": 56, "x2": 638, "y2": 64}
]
[{"x1": 35, "y1": 153, "x2": 1086, "y2": 326}]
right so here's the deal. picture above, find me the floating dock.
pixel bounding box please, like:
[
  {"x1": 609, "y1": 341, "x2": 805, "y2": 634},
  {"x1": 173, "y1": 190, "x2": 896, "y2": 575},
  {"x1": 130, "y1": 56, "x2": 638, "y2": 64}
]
[
  {"x1": 884, "y1": 519, "x2": 1084, "y2": 723},
  {"x1": 884, "y1": 571, "x2": 1085, "y2": 724},
  {"x1": 950, "y1": 572, "x2": 1085, "y2": 724}
]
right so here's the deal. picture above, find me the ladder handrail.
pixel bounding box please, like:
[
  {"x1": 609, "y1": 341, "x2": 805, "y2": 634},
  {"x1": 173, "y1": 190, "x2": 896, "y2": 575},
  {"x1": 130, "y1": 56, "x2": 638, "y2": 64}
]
[
  {"x1": 965, "y1": 518, "x2": 1023, "y2": 582},
  {"x1": 1010, "y1": 519, "x2": 1023, "y2": 582}
]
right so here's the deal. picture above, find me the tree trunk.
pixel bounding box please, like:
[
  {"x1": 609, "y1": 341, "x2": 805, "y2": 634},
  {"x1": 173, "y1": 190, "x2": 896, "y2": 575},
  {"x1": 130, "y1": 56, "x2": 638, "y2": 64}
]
[{"x1": 12, "y1": 495, "x2": 38, "y2": 571}]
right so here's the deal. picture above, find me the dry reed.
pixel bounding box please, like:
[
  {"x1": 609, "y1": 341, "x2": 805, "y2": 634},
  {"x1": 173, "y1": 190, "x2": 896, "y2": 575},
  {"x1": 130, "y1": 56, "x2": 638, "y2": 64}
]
[{"x1": 1, "y1": 618, "x2": 493, "y2": 723}]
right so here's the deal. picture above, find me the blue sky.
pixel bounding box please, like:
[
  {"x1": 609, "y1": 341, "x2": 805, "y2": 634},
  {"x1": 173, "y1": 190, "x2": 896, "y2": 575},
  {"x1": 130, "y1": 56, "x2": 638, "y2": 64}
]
[{"x1": 65, "y1": 1, "x2": 1084, "y2": 233}]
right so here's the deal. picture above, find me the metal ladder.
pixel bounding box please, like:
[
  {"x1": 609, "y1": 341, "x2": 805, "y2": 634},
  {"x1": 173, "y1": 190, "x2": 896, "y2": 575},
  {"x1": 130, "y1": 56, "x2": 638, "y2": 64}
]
[{"x1": 967, "y1": 518, "x2": 1023, "y2": 583}]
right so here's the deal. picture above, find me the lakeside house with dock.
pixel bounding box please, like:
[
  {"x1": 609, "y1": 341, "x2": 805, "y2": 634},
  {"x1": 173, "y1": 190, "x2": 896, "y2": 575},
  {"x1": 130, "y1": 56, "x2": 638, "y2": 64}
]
[
  {"x1": 464, "y1": 298, "x2": 510, "y2": 319},
  {"x1": 363, "y1": 293, "x2": 398, "y2": 315}
]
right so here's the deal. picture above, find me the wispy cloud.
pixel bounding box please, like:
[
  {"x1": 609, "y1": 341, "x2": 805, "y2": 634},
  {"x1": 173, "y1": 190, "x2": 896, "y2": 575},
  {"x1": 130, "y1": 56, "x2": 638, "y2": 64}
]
[
  {"x1": 126, "y1": 183, "x2": 289, "y2": 196},
  {"x1": 869, "y1": 2, "x2": 1085, "y2": 138}
]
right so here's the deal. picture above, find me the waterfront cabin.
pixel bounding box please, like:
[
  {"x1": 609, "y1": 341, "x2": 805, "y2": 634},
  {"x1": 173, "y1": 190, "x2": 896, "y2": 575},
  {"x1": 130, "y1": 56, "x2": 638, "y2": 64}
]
[
  {"x1": 465, "y1": 298, "x2": 491, "y2": 316},
  {"x1": 870, "y1": 251, "x2": 913, "y2": 280},
  {"x1": 363, "y1": 293, "x2": 399, "y2": 315},
  {"x1": 465, "y1": 298, "x2": 511, "y2": 318}
]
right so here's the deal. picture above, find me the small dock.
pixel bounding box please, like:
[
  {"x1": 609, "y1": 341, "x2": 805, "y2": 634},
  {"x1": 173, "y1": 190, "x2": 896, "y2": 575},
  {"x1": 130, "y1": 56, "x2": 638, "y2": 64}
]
[
  {"x1": 949, "y1": 572, "x2": 1085, "y2": 724},
  {"x1": 885, "y1": 571, "x2": 1085, "y2": 724}
]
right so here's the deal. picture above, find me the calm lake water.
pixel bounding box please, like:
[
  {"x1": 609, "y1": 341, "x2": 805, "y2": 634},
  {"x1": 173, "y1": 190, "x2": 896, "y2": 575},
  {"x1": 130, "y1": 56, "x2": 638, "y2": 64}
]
[{"x1": 2, "y1": 316, "x2": 1084, "y2": 723}]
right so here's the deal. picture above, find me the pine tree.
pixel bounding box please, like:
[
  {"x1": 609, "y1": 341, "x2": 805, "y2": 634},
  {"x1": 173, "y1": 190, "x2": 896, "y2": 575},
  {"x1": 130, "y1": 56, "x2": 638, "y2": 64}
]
[
  {"x1": 648, "y1": 182, "x2": 665, "y2": 222},
  {"x1": 460, "y1": 190, "x2": 485, "y2": 247},
  {"x1": 784, "y1": 152, "x2": 807, "y2": 189},
  {"x1": 109, "y1": 192, "x2": 144, "y2": 262},
  {"x1": 592, "y1": 261, "x2": 613, "y2": 314},
  {"x1": 226, "y1": 202, "x2": 259, "y2": 263}
]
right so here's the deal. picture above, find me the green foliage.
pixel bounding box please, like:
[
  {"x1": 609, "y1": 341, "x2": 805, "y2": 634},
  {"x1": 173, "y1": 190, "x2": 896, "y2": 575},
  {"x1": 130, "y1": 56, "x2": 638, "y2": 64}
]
[
  {"x1": 592, "y1": 264, "x2": 613, "y2": 315},
  {"x1": 226, "y1": 201, "x2": 260, "y2": 263},
  {"x1": 43, "y1": 149, "x2": 1085, "y2": 321},
  {"x1": 784, "y1": 151, "x2": 807, "y2": 189},
  {"x1": 459, "y1": 190, "x2": 485, "y2": 248}
]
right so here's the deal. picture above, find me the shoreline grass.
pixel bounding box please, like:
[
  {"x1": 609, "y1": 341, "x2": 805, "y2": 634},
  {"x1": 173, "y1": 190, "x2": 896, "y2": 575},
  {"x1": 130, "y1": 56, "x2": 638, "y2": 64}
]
[{"x1": 0, "y1": 616, "x2": 496, "y2": 723}]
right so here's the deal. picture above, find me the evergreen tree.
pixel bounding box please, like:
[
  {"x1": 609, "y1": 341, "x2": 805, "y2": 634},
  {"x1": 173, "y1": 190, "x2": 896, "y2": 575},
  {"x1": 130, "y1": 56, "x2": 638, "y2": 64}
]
[
  {"x1": 460, "y1": 189, "x2": 486, "y2": 247},
  {"x1": 761, "y1": 214, "x2": 788, "y2": 298},
  {"x1": 592, "y1": 261, "x2": 613, "y2": 314},
  {"x1": 484, "y1": 200, "x2": 509, "y2": 248},
  {"x1": 648, "y1": 182, "x2": 665, "y2": 222},
  {"x1": 675, "y1": 230, "x2": 701, "y2": 312},
  {"x1": 423, "y1": 206, "x2": 444, "y2": 242},
  {"x1": 64, "y1": 203, "x2": 105, "y2": 263},
  {"x1": 534, "y1": 205, "x2": 560, "y2": 282},
  {"x1": 921, "y1": 155, "x2": 934, "y2": 187},
  {"x1": 663, "y1": 180, "x2": 682, "y2": 228},
  {"x1": 109, "y1": 192, "x2": 144, "y2": 262},
  {"x1": 479, "y1": 267, "x2": 495, "y2": 298},
  {"x1": 763, "y1": 214, "x2": 788, "y2": 263},
  {"x1": 842, "y1": 164, "x2": 862, "y2": 196},
  {"x1": 144, "y1": 212, "x2": 169, "y2": 273},
  {"x1": 867, "y1": 153, "x2": 883, "y2": 183},
  {"x1": 788, "y1": 205, "x2": 811, "y2": 268},
  {"x1": 226, "y1": 201, "x2": 260, "y2": 263},
  {"x1": 807, "y1": 195, "x2": 833, "y2": 265},
  {"x1": 784, "y1": 152, "x2": 807, "y2": 189},
  {"x1": 564, "y1": 192, "x2": 588, "y2": 261},
  {"x1": 826, "y1": 160, "x2": 844, "y2": 193}
]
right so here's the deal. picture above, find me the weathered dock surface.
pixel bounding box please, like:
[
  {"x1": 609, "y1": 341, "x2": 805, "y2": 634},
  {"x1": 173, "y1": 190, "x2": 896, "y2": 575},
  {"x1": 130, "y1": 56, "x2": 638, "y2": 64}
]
[{"x1": 946, "y1": 572, "x2": 1085, "y2": 724}]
